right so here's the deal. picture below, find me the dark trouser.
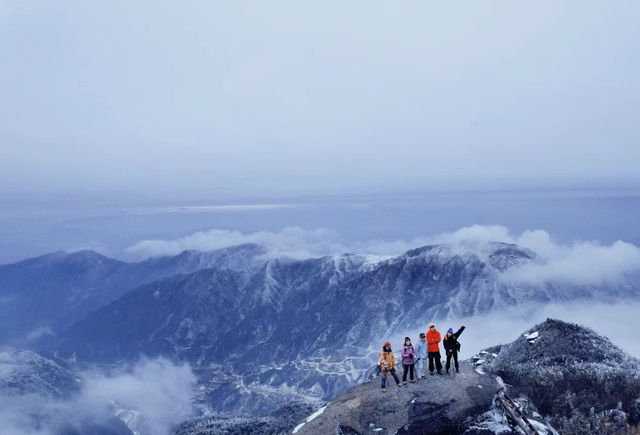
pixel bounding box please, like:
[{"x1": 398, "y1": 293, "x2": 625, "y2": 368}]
[
  {"x1": 446, "y1": 350, "x2": 459, "y2": 371},
  {"x1": 381, "y1": 368, "x2": 400, "y2": 388},
  {"x1": 428, "y1": 351, "x2": 442, "y2": 372},
  {"x1": 402, "y1": 364, "x2": 415, "y2": 382}
]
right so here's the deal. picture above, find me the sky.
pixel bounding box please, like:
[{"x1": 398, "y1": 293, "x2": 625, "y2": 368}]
[{"x1": 2, "y1": 0, "x2": 640, "y2": 201}]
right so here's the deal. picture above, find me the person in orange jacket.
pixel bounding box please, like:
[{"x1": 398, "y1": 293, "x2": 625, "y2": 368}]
[
  {"x1": 379, "y1": 341, "x2": 402, "y2": 392},
  {"x1": 426, "y1": 323, "x2": 443, "y2": 375}
]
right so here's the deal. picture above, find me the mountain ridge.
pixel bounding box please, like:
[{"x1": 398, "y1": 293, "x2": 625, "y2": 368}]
[
  {"x1": 48, "y1": 242, "x2": 640, "y2": 414},
  {"x1": 0, "y1": 243, "x2": 266, "y2": 343}
]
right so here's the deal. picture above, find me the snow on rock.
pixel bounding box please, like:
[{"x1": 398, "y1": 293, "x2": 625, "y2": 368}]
[
  {"x1": 525, "y1": 330, "x2": 539, "y2": 343},
  {"x1": 291, "y1": 404, "x2": 327, "y2": 433}
]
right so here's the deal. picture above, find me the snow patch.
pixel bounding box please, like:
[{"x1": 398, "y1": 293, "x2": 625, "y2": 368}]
[
  {"x1": 525, "y1": 331, "x2": 539, "y2": 343},
  {"x1": 292, "y1": 404, "x2": 328, "y2": 433},
  {"x1": 306, "y1": 405, "x2": 327, "y2": 423},
  {"x1": 466, "y1": 407, "x2": 514, "y2": 434}
]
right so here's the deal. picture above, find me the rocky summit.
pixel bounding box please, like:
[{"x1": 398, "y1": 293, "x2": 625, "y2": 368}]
[
  {"x1": 481, "y1": 318, "x2": 640, "y2": 433},
  {"x1": 293, "y1": 363, "x2": 499, "y2": 434}
]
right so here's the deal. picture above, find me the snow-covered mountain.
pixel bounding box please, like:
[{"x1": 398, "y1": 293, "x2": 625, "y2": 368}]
[
  {"x1": 49, "y1": 242, "x2": 640, "y2": 415},
  {"x1": 478, "y1": 318, "x2": 640, "y2": 433},
  {"x1": 0, "y1": 244, "x2": 265, "y2": 343}
]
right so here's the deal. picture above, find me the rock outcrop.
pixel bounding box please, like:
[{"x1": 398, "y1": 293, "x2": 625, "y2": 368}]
[{"x1": 293, "y1": 363, "x2": 499, "y2": 434}]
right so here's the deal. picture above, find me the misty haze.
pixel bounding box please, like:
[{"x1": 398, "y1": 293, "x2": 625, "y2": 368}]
[{"x1": 2, "y1": 1, "x2": 640, "y2": 434}]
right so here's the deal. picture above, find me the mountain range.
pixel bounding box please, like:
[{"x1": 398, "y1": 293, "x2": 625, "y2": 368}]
[{"x1": 2, "y1": 241, "x2": 640, "y2": 417}]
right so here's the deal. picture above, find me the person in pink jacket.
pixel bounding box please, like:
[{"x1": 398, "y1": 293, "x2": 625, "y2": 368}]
[{"x1": 401, "y1": 336, "x2": 417, "y2": 384}]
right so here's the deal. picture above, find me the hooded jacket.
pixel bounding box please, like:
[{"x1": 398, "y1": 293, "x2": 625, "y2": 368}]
[{"x1": 426, "y1": 329, "x2": 442, "y2": 353}]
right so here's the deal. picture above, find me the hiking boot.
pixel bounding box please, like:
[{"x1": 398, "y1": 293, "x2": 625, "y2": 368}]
[
  {"x1": 430, "y1": 371, "x2": 434, "y2": 376},
  {"x1": 410, "y1": 379, "x2": 416, "y2": 383},
  {"x1": 381, "y1": 387, "x2": 386, "y2": 392},
  {"x1": 397, "y1": 383, "x2": 402, "y2": 387},
  {"x1": 446, "y1": 369, "x2": 449, "y2": 375},
  {"x1": 402, "y1": 381, "x2": 407, "y2": 385},
  {"x1": 456, "y1": 368, "x2": 460, "y2": 373},
  {"x1": 437, "y1": 370, "x2": 443, "y2": 375}
]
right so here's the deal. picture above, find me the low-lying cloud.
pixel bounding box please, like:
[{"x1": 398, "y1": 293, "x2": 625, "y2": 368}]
[
  {"x1": 125, "y1": 226, "x2": 351, "y2": 260},
  {"x1": 124, "y1": 225, "x2": 640, "y2": 286},
  {"x1": 0, "y1": 357, "x2": 196, "y2": 435}
]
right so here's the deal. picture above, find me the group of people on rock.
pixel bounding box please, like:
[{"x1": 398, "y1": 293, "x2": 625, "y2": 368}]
[{"x1": 379, "y1": 323, "x2": 465, "y2": 392}]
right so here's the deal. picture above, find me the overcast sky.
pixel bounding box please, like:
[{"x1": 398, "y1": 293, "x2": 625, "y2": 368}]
[{"x1": 2, "y1": 1, "x2": 640, "y2": 200}]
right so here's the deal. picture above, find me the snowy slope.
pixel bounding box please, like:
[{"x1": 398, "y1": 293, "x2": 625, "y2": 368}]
[{"x1": 482, "y1": 319, "x2": 640, "y2": 433}]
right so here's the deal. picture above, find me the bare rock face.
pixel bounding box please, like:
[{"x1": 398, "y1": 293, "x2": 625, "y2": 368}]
[{"x1": 294, "y1": 362, "x2": 499, "y2": 435}]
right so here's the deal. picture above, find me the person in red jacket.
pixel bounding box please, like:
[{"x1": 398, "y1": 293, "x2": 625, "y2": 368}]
[{"x1": 426, "y1": 322, "x2": 443, "y2": 375}]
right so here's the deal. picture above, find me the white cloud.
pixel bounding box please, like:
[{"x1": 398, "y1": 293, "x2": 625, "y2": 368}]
[
  {"x1": 81, "y1": 358, "x2": 196, "y2": 435},
  {"x1": 430, "y1": 224, "x2": 515, "y2": 246},
  {"x1": 503, "y1": 238, "x2": 640, "y2": 286},
  {"x1": 0, "y1": 357, "x2": 196, "y2": 435},
  {"x1": 124, "y1": 226, "x2": 351, "y2": 260}
]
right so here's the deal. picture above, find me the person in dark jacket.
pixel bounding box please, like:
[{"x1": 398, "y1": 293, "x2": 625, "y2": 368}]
[
  {"x1": 443, "y1": 325, "x2": 465, "y2": 374},
  {"x1": 400, "y1": 337, "x2": 416, "y2": 384}
]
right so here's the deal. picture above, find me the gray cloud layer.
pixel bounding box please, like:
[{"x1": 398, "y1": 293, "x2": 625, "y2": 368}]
[{"x1": 2, "y1": 1, "x2": 640, "y2": 197}]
